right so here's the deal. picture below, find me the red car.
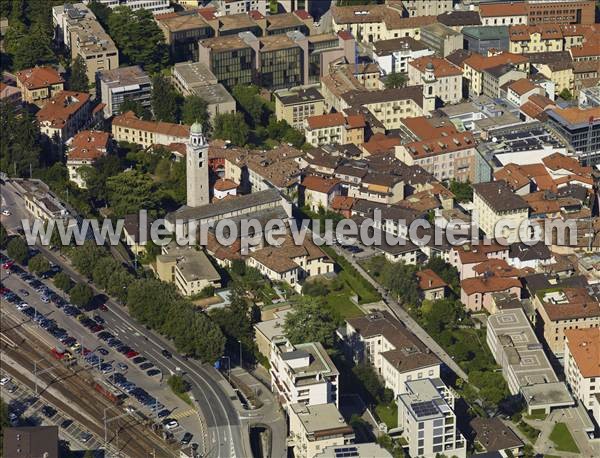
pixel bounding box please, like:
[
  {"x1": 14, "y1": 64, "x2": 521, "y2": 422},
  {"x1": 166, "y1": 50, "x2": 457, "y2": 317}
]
[
  {"x1": 2, "y1": 261, "x2": 14, "y2": 270},
  {"x1": 82, "y1": 347, "x2": 92, "y2": 356},
  {"x1": 91, "y1": 324, "x2": 104, "y2": 333},
  {"x1": 125, "y1": 350, "x2": 139, "y2": 359}
]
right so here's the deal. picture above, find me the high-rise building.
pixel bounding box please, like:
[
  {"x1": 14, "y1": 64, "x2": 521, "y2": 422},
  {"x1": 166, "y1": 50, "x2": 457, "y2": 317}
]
[{"x1": 186, "y1": 122, "x2": 209, "y2": 208}]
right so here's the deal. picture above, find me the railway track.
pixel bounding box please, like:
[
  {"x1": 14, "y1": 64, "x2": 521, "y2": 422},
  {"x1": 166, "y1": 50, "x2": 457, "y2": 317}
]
[{"x1": 0, "y1": 310, "x2": 178, "y2": 457}]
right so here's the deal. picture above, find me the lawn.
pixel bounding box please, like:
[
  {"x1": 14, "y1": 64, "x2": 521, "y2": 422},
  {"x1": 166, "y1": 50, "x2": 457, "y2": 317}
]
[
  {"x1": 326, "y1": 292, "x2": 364, "y2": 319},
  {"x1": 525, "y1": 409, "x2": 548, "y2": 421},
  {"x1": 549, "y1": 423, "x2": 580, "y2": 454},
  {"x1": 375, "y1": 402, "x2": 398, "y2": 430}
]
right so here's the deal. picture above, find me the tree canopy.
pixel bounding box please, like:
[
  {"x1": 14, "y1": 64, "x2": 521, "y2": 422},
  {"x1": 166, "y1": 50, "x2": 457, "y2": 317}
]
[
  {"x1": 68, "y1": 55, "x2": 89, "y2": 92},
  {"x1": 28, "y1": 254, "x2": 50, "y2": 275},
  {"x1": 7, "y1": 237, "x2": 28, "y2": 264},
  {"x1": 106, "y1": 6, "x2": 169, "y2": 74},
  {"x1": 53, "y1": 272, "x2": 73, "y2": 292},
  {"x1": 0, "y1": 101, "x2": 44, "y2": 176},
  {"x1": 151, "y1": 74, "x2": 181, "y2": 123},
  {"x1": 385, "y1": 72, "x2": 407, "y2": 89},
  {"x1": 214, "y1": 112, "x2": 250, "y2": 146},
  {"x1": 284, "y1": 298, "x2": 340, "y2": 348},
  {"x1": 69, "y1": 283, "x2": 94, "y2": 308},
  {"x1": 106, "y1": 169, "x2": 159, "y2": 217},
  {"x1": 181, "y1": 95, "x2": 210, "y2": 127}
]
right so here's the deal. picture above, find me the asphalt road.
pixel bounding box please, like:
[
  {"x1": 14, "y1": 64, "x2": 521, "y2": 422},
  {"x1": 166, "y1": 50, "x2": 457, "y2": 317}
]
[{"x1": 1, "y1": 181, "x2": 247, "y2": 458}]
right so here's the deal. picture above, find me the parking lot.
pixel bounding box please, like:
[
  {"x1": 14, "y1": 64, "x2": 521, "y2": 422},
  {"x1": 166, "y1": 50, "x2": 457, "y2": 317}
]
[{"x1": 1, "y1": 252, "x2": 201, "y2": 449}]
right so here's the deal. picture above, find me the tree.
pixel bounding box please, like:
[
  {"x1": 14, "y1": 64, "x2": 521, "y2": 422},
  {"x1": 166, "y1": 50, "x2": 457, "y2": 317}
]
[
  {"x1": 284, "y1": 299, "x2": 340, "y2": 348},
  {"x1": 385, "y1": 72, "x2": 407, "y2": 89},
  {"x1": 69, "y1": 283, "x2": 94, "y2": 308},
  {"x1": 53, "y1": 271, "x2": 73, "y2": 292},
  {"x1": 88, "y1": 0, "x2": 111, "y2": 29},
  {"x1": 119, "y1": 99, "x2": 151, "y2": 119},
  {"x1": 106, "y1": 170, "x2": 159, "y2": 217},
  {"x1": 1, "y1": 398, "x2": 9, "y2": 451},
  {"x1": 71, "y1": 241, "x2": 107, "y2": 278},
  {"x1": 7, "y1": 237, "x2": 28, "y2": 264},
  {"x1": 449, "y1": 180, "x2": 472, "y2": 203},
  {"x1": 559, "y1": 88, "x2": 573, "y2": 100},
  {"x1": 0, "y1": 101, "x2": 44, "y2": 177},
  {"x1": 167, "y1": 374, "x2": 190, "y2": 395},
  {"x1": 11, "y1": 21, "x2": 56, "y2": 70},
  {"x1": 151, "y1": 74, "x2": 180, "y2": 123},
  {"x1": 68, "y1": 55, "x2": 89, "y2": 92},
  {"x1": 424, "y1": 256, "x2": 460, "y2": 292},
  {"x1": 0, "y1": 223, "x2": 7, "y2": 249},
  {"x1": 214, "y1": 112, "x2": 249, "y2": 146},
  {"x1": 28, "y1": 254, "x2": 50, "y2": 275},
  {"x1": 181, "y1": 95, "x2": 209, "y2": 127},
  {"x1": 107, "y1": 6, "x2": 169, "y2": 73},
  {"x1": 352, "y1": 363, "x2": 385, "y2": 403}
]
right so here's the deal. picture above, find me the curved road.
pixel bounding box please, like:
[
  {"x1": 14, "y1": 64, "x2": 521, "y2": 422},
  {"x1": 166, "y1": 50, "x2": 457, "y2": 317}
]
[{"x1": 1, "y1": 181, "x2": 247, "y2": 458}]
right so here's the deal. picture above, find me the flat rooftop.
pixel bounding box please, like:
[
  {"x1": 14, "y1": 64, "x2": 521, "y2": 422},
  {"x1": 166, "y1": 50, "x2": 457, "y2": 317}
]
[
  {"x1": 290, "y1": 403, "x2": 351, "y2": 435},
  {"x1": 97, "y1": 65, "x2": 150, "y2": 88},
  {"x1": 520, "y1": 382, "x2": 574, "y2": 409},
  {"x1": 173, "y1": 61, "x2": 217, "y2": 87},
  {"x1": 399, "y1": 378, "x2": 453, "y2": 421},
  {"x1": 488, "y1": 309, "x2": 558, "y2": 387},
  {"x1": 192, "y1": 83, "x2": 235, "y2": 105},
  {"x1": 275, "y1": 339, "x2": 339, "y2": 383}
]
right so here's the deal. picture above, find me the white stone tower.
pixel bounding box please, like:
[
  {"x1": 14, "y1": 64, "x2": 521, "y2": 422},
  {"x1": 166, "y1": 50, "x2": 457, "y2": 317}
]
[
  {"x1": 186, "y1": 121, "x2": 209, "y2": 208},
  {"x1": 423, "y1": 62, "x2": 437, "y2": 115}
]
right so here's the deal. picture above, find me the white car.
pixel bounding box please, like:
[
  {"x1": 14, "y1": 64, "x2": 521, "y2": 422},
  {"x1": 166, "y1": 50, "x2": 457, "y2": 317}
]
[
  {"x1": 164, "y1": 419, "x2": 179, "y2": 430},
  {"x1": 0, "y1": 376, "x2": 11, "y2": 386},
  {"x1": 1, "y1": 209, "x2": 11, "y2": 216}
]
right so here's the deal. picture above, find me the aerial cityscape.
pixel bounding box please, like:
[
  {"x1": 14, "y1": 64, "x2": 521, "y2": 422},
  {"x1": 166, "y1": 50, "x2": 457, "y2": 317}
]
[{"x1": 0, "y1": 0, "x2": 600, "y2": 457}]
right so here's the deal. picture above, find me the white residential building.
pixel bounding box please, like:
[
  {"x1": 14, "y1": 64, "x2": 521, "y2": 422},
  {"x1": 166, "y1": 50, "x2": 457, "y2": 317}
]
[
  {"x1": 215, "y1": 0, "x2": 267, "y2": 15},
  {"x1": 269, "y1": 337, "x2": 339, "y2": 410},
  {"x1": 372, "y1": 37, "x2": 434, "y2": 75},
  {"x1": 564, "y1": 328, "x2": 600, "y2": 419},
  {"x1": 398, "y1": 378, "x2": 467, "y2": 458},
  {"x1": 288, "y1": 403, "x2": 355, "y2": 458},
  {"x1": 84, "y1": 0, "x2": 173, "y2": 15},
  {"x1": 343, "y1": 311, "x2": 442, "y2": 398}
]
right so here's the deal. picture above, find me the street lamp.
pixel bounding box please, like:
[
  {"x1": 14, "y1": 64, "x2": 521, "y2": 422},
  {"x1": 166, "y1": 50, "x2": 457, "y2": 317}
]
[{"x1": 238, "y1": 340, "x2": 242, "y2": 368}]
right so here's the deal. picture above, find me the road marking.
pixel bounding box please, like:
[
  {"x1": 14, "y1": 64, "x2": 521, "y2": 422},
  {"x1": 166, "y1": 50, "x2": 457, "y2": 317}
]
[{"x1": 169, "y1": 408, "x2": 197, "y2": 420}]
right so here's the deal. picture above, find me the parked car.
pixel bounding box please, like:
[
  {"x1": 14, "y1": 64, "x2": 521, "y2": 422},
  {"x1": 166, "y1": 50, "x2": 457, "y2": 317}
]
[
  {"x1": 41, "y1": 405, "x2": 57, "y2": 418},
  {"x1": 180, "y1": 432, "x2": 193, "y2": 445},
  {"x1": 163, "y1": 419, "x2": 179, "y2": 430}
]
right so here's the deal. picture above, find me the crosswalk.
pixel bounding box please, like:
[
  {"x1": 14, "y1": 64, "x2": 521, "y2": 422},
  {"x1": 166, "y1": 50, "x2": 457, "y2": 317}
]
[{"x1": 169, "y1": 407, "x2": 197, "y2": 420}]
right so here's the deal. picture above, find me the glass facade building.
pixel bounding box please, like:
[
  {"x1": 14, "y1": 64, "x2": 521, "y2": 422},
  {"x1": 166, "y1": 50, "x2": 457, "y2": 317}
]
[
  {"x1": 210, "y1": 47, "x2": 256, "y2": 89},
  {"x1": 308, "y1": 38, "x2": 339, "y2": 84},
  {"x1": 259, "y1": 46, "x2": 304, "y2": 90}
]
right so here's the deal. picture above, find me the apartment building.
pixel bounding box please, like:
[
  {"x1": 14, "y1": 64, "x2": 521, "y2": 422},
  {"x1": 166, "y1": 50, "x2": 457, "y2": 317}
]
[
  {"x1": 508, "y1": 24, "x2": 565, "y2": 54},
  {"x1": 96, "y1": 65, "x2": 152, "y2": 117},
  {"x1": 301, "y1": 175, "x2": 341, "y2": 213},
  {"x1": 304, "y1": 113, "x2": 365, "y2": 147},
  {"x1": 155, "y1": 244, "x2": 219, "y2": 295},
  {"x1": 469, "y1": 418, "x2": 524, "y2": 458},
  {"x1": 505, "y1": 78, "x2": 544, "y2": 106},
  {"x1": 481, "y1": 63, "x2": 528, "y2": 99},
  {"x1": 91, "y1": 0, "x2": 173, "y2": 14},
  {"x1": 395, "y1": 132, "x2": 479, "y2": 183},
  {"x1": 52, "y1": 2, "x2": 94, "y2": 47},
  {"x1": 111, "y1": 111, "x2": 189, "y2": 148},
  {"x1": 408, "y1": 56, "x2": 463, "y2": 104},
  {"x1": 487, "y1": 308, "x2": 574, "y2": 412},
  {"x1": 527, "y1": 0, "x2": 595, "y2": 25},
  {"x1": 288, "y1": 403, "x2": 355, "y2": 458},
  {"x1": 343, "y1": 311, "x2": 441, "y2": 398},
  {"x1": 461, "y1": 275, "x2": 522, "y2": 313},
  {"x1": 463, "y1": 52, "x2": 530, "y2": 96},
  {"x1": 372, "y1": 37, "x2": 433, "y2": 75},
  {"x1": 66, "y1": 130, "x2": 112, "y2": 188},
  {"x1": 16, "y1": 67, "x2": 64, "y2": 106},
  {"x1": 340, "y1": 86, "x2": 428, "y2": 130},
  {"x1": 274, "y1": 87, "x2": 325, "y2": 129},
  {"x1": 564, "y1": 328, "x2": 600, "y2": 416},
  {"x1": 62, "y1": 6, "x2": 119, "y2": 82},
  {"x1": 331, "y1": 3, "x2": 437, "y2": 43},
  {"x1": 420, "y1": 23, "x2": 463, "y2": 58},
  {"x1": 36, "y1": 91, "x2": 93, "y2": 143},
  {"x1": 398, "y1": 378, "x2": 467, "y2": 458},
  {"x1": 215, "y1": 0, "x2": 267, "y2": 15},
  {"x1": 534, "y1": 287, "x2": 600, "y2": 355},
  {"x1": 269, "y1": 336, "x2": 339, "y2": 409},
  {"x1": 472, "y1": 180, "x2": 529, "y2": 241},
  {"x1": 402, "y1": 0, "x2": 453, "y2": 17}
]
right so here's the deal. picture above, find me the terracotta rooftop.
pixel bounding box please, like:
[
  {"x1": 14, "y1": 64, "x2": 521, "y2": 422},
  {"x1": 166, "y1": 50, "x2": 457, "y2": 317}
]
[
  {"x1": 454, "y1": 242, "x2": 509, "y2": 265},
  {"x1": 36, "y1": 91, "x2": 90, "y2": 129},
  {"x1": 16, "y1": 66, "x2": 64, "y2": 90},
  {"x1": 417, "y1": 269, "x2": 447, "y2": 291},
  {"x1": 509, "y1": 24, "x2": 563, "y2": 42},
  {"x1": 112, "y1": 111, "x2": 190, "y2": 138},
  {"x1": 361, "y1": 134, "x2": 402, "y2": 156},
  {"x1": 213, "y1": 178, "x2": 238, "y2": 192},
  {"x1": 565, "y1": 328, "x2": 600, "y2": 378},
  {"x1": 479, "y1": 2, "x2": 527, "y2": 18},
  {"x1": 461, "y1": 276, "x2": 521, "y2": 296},
  {"x1": 302, "y1": 175, "x2": 340, "y2": 194},
  {"x1": 538, "y1": 287, "x2": 600, "y2": 321},
  {"x1": 409, "y1": 56, "x2": 462, "y2": 78},
  {"x1": 403, "y1": 132, "x2": 475, "y2": 159},
  {"x1": 331, "y1": 195, "x2": 355, "y2": 212},
  {"x1": 570, "y1": 43, "x2": 600, "y2": 59},
  {"x1": 401, "y1": 116, "x2": 458, "y2": 141},
  {"x1": 306, "y1": 112, "x2": 345, "y2": 130},
  {"x1": 473, "y1": 259, "x2": 522, "y2": 278},
  {"x1": 464, "y1": 52, "x2": 528, "y2": 72},
  {"x1": 549, "y1": 106, "x2": 600, "y2": 126},
  {"x1": 508, "y1": 78, "x2": 537, "y2": 96},
  {"x1": 67, "y1": 130, "x2": 110, "y2": 162}
]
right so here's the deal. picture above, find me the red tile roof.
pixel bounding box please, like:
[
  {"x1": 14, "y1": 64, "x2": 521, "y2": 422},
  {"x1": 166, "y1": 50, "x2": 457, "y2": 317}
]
[
  {"x1": 565, "y1": 328, "x2": 600, "y2": 378},
  {"x1": 403, "y1": 132, "x2": 475, "y2": 158},
  {"x1": 508, "y1": 78, "x2": 537, "y2": 96},
  {"x1": 479, "y1": 2, "x2": 527, "y2": 18},
  {"x1": 36, "y1": 91, "x2": 90, "y2": 128},
  {"x1": 113, "y1": 111, "x2": 190, "y2": 138},
  {"x1": 302, "y1": 175, "x2": 340, "y2": 194},
  {"x1": 461, "y1": 276, "x2": 521, "y2": 295},
  {"x1": 306, "y1": 112, "x2": 345, "y2": 129},
  {"x1": 68, "y1": 130, "x2": 110, "y2": 161},
  {"x1": 417, "y1": 269, "x2": 447, "y2": 291},
  {"x1": 464, "y1": 52, "x2": 528, "y2": 72},
  {"x1": 409, "y1": 56, "x2": 463, "y2": 78},
  {"x1": 214, "y1": 178, "x2": 238, "y2": 192},
  {"x1": 401, "y1": 117, "x2": 458, "y2": 141},
  {"x1": 294, "y1": 9, "x2": 312, "y2": 20},
  {"x1": 16, "y1": 66, "x2": 64, "y2": 90}
]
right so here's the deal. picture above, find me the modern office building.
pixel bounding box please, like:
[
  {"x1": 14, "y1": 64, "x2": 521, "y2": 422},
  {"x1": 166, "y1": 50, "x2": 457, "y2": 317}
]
[
  {"x1": 420, "y1": 23, "x2": 463, "y2": 58},
  {"x1": 275, "y1": 87, "x2": 325, "y2": 129},
  {"x1": 96, "y1": 65, "x2": 152, "y2": 117},
  {"x1": 463, "y1": 26, "x2": 510, "y2": 54},
  {"x1": 547, "y1": 106, "x2": 600, "y2": 165},
  {"x1": 155, "y1": 10, "x2": 214, "y2": 62},
  {"x1": 398, "y1": 378, "x2": 467, "y2": 458},
  {"x1": 198, "y1": 34, "x2": 256, "y2": 88}
]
